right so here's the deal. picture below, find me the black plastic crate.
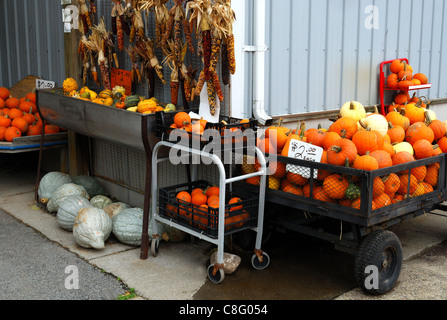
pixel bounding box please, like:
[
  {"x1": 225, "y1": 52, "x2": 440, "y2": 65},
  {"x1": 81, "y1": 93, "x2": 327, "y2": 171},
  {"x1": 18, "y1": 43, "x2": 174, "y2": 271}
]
[
  {"x1": 158, "y1": 180, "x2": 259, "y2": 238},
  {"x1": 154, "y1": 110, "x2": 258, "y2": 151}
]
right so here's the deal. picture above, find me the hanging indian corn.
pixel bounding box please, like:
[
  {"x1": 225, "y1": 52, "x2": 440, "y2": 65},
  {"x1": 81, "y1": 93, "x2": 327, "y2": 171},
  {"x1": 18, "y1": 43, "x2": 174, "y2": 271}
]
[
  {"x1": 211, "y1": 71, "x2": 223, "y2": 102},
  {"x1": 183, "y1": 19, "x2": 195, "y2": 54},
  {"x1": 221, "y1": 39, "x2": 230, "y2": 85},
  {"x1": 227, "y1": 33, "x2": 236, "y2": 74},
  {"x1": 209, "y1": 35, "x2": 222, "y2": 73},
  {"x1": 207, "y1": 80, "x2": 217, "y2": 116}
]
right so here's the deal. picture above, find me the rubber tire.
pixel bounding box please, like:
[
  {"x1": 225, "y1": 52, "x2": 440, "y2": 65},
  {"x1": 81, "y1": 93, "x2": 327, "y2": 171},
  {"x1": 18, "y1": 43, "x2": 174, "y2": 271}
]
[
  {"x1": 354, "y1": 229, "x2": 402, "y2": 295},
  {"x1": 207, "y1": 265, "x2": 225, "y2": 284}
]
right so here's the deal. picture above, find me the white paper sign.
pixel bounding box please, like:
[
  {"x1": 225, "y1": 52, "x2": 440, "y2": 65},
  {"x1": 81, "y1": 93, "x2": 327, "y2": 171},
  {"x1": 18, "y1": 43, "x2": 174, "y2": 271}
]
[
  {"x1": 36, "y1": 79, "x2": 55, "y2": 90},
  {"x1": 285, "y1": 139, "x2": 324, "y2": 179},
  {"x1": 198, "y1": 82, "x2": 221, "y2": 123}
]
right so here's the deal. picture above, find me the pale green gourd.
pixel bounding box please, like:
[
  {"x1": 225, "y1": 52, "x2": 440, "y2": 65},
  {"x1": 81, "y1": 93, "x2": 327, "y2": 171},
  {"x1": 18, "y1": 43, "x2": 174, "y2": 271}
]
[
  {"x1": 90, "y1": 195, "x2": 113, "y2": 209},
  {"x1": 103, "y1": 202, "x2": 130, "y2": 219},
  {"x1": 38, "y1": 172, "x2": 73, "y2": 204},
  {"x1": 56, "y1": 195, "x2": 93, "y2": 231},
  {"x1": 112, "y1": 208, "x2": 165, "y2": 246},
  {"x1": 72, "y1": 175, "x2": 108, "y2": 198},
  {"x1": 46, "y1": 183, "x2": 90, "y2": 213},
  {"x1": 73, "y1": 207, "x2": 112, "y2": 249}
]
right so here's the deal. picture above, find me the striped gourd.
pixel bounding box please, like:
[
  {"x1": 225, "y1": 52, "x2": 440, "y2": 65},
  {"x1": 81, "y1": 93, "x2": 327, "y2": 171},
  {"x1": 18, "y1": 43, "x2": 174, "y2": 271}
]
[{"x1": 124, "y1": 95, "x2": 141, "y2": 108}]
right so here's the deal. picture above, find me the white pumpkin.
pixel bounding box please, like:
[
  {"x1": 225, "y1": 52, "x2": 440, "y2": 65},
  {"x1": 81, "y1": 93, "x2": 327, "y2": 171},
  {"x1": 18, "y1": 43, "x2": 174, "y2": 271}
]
[
  {"x1": 90, "y1": 195, "x2": 113, "y2": 209},
  {"x1": 103, "y1": 202, "x2": 130, "y2": 219},
  {"x1": 339, "y1": 101, "x2": 366, "y2": 122},
  {"x1": 56, "y1": 195, "x2": 93, "y2": 231},
  {"x1": 393, "y1": 141, "x2": 414, "y2": 156},
  {"x1": 358, "y1": 113, "x2": 389, "y2": 137},
  {"x1": 73, "y1": 207, "x2": 112, "y2": 249},
  {"x1": 46, "y1": 183, "x2": 90, "y2": 213},
  {"x1": 38, "y1": 172, "x2": 73, "y2": 204},
  {"x1": 112, "y1": 208, "x2": 165, "y2": 247}
]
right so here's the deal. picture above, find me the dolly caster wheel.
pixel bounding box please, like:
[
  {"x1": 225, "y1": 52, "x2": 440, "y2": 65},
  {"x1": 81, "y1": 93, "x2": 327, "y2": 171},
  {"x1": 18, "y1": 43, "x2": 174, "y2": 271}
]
[
  {"x1": 251, "y1": 251, "x2": 270, "y2": 270},
  {"x1": 151, "y1": 238, "x2": 160, "y2": 257},
  {"x1": 207, "y1": 264, "x2": 225, "y2": 284}
]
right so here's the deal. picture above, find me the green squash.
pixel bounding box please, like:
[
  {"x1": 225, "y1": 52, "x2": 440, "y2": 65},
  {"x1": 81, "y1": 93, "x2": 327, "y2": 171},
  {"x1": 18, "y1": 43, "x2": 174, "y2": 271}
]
[
  {"x1": 56, "y1": 195, "x2": 93, "y2": 231},
  {"x1": 112, "y1": 208, "x2": 165, "y2": 247},
  {"x1": 72, "y1": 175, "x2": 107, "y2": 198},
  {"x1": 38, "y1": 172, "x2": 73, "y2": 204},
  {"x1": 90, "y1": 195, "x2": 113, "y2": 209},
  {"x1": 124, "y1": 95, "x2": 141, "y2": 108}
]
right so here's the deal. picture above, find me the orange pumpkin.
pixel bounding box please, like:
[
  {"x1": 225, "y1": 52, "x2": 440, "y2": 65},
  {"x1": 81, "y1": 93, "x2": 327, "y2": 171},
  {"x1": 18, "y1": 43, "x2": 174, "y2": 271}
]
[
  {"x1": 405, "y1": 122, "x2": 434, "y2": 145},
  {"x1": 326, "y1": 138, "x2": 358, "y2": 166},
  {"x1": 322, "y1": 174, "x2": 349, "y2": 200}
]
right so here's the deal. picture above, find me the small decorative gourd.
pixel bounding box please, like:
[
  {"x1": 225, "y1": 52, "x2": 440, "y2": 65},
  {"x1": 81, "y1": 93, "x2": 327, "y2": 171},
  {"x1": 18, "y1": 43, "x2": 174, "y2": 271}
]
[
  {"x1": 72, "y1": 175, "x2": 108, "y2": 198},
  {"x1": 38, "y1": 172, "x2": 73, "y2": 204},
  {"x1": 90, "y1": 195, "x2": 113, "y2": 209},
  {"x1": 56, "y1": 195, "x2": 93, "y2": 231},
  {"x1": 112, "y1": 208, "x2": 165, "y2": 247},
  {"x1": 73, "y1": 207, "x2": 112, "y2": 249},
  {"x1": 46, "y1": 183, "x2": 90, "y2": 213},
  {"x1": 103, "y1": 202, "x2": 130, "y2": 219}
]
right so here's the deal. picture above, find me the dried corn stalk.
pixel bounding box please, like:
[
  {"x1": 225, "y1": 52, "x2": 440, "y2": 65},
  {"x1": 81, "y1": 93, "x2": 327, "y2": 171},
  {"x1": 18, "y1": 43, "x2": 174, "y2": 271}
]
[
  {"x1": 210, "y1": 0, "x2": 236, "y2": 75},
  {"x1": 139, "y1": 0, "x2": 170, "y2": 48}
]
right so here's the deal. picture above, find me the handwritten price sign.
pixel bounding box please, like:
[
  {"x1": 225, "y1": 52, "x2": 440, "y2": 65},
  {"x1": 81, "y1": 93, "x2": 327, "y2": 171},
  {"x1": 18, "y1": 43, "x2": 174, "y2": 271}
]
[
  {"x1": 286, "y1": 139, "x2": 324, "y2": 179},
  {"x1": 111, "y1": 68, "x2": 132, "y2": 96},
  {"x1": 36, "y1": 79, "x2": 55, "y2": 90}
]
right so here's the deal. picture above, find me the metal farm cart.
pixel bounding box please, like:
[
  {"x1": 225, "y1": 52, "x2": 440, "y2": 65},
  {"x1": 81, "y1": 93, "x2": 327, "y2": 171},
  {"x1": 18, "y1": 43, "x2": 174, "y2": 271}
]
[
  {"x1": 150, "y1": 139, "x2": 269, "y2": 284},
  {"x1": 244, "y1": 153, "x2": 447, "y2": 295}
]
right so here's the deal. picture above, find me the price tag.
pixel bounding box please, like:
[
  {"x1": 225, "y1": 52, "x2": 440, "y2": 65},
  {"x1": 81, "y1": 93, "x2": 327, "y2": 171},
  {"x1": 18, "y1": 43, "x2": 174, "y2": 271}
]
[
  {"x1": 285, "y1": 139, "x2": 324, "y2": 179},
  {"x1": 36, "y1": 79, "x2": 55, "y2": 90},
  {"x1": 111, "y1": 68, "x2": 132, "y2": 96}
]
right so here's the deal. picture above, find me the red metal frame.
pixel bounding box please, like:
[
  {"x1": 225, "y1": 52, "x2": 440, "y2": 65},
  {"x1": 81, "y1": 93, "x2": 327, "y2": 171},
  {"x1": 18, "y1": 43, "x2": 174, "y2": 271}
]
[{"x1": 379, "y1": 58, "x2": 432, "y2": 115}]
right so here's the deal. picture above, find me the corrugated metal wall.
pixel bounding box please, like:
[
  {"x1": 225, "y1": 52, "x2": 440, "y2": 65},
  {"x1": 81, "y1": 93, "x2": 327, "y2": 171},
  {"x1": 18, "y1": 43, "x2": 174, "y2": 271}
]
[
  {"x1": 0, "y1": 0, "x2": 65, "y2": 88},
  {"x1": 265, "y1": 0, "x2": 447, "y2": 117}
]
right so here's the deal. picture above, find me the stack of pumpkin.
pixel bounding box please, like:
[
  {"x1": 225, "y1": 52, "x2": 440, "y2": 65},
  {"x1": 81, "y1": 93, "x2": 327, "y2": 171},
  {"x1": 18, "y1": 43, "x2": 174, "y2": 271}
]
[
  {"x1": 386, "y1": 59, "x2": 429, "y2": 90},
  {"x1": 166, "y1": 186, "x2": 250, "y2": 233},
  {"x1": 247, "y1": 98, "x2": 444, "y2": 210},
  {"x1": 37, "y1": 171, "x2": 184, "y2": 250},
  {"x1": 0, "y1": 87, "x2": 62, "y2": 142}
]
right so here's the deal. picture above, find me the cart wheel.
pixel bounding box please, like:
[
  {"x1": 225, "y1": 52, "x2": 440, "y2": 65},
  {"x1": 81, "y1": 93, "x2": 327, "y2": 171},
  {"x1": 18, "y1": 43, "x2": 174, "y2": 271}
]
[
  {"x1": 151, "y1": 238, "x2": 160, "y2": 257},
  {"x1": 207, "y1": 264, "x2": 225, "y2": 284},
  {"x1": 354, "y1": 229, "x2": 402, "y2": 295},
  {"x1": 251, "y1": 251, "x2": 270, "y2": 270}
]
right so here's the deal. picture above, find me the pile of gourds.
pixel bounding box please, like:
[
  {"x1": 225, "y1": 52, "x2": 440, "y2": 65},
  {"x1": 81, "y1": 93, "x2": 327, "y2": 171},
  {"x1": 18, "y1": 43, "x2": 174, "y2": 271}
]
[
  {"x1": 248, "y1": 98, "x2": 445, "y2": 210},
  {"x1": 0, "y1": 86, "x2": 62, "y2": 142},
  {"x1": 37, "y1": 171, "x2": 184, "y2": 249},
  {"x1": 62, "y1": 77, "x2": 176, "y2": 114}
]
